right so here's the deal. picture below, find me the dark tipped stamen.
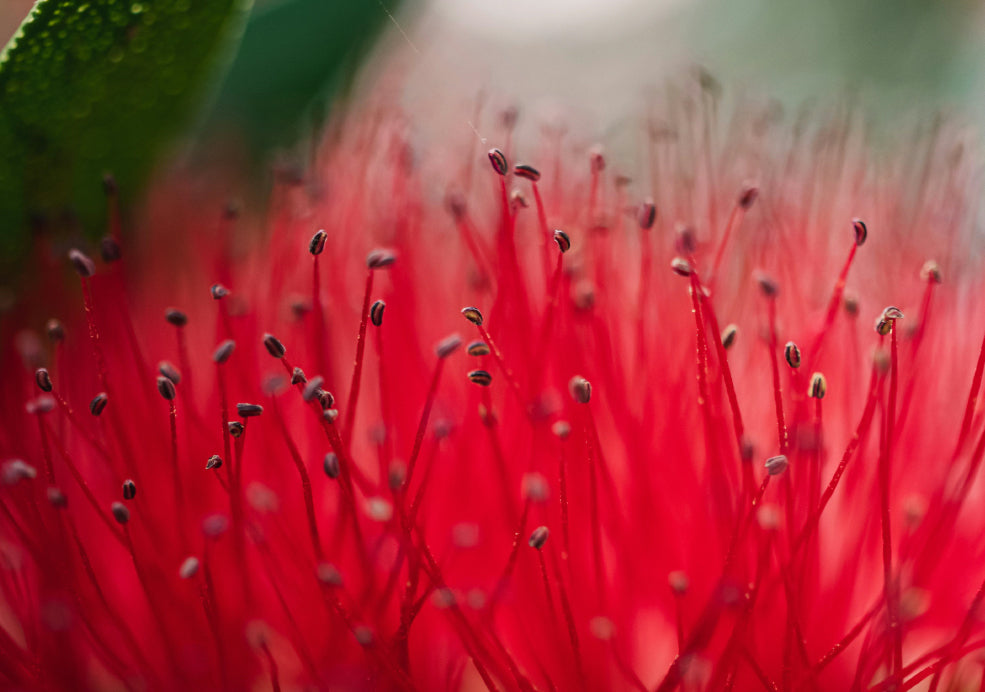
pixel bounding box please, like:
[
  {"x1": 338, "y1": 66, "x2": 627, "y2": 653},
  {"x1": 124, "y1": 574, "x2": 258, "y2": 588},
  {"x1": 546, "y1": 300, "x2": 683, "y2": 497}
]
[
  {"x1": 316, "y1": 562, "x2": 343, "y2": 586},
  {"x1": 808, "y1": 372, "x2": 827, "y2": 399},
  {"x1": 569, "y1": 376, "x2": 592, "y2": 404},
  {"x1": 738, "y1": 184, "x2": 759, "y2": 210},
  {"x1": 262, "y1": 334, "x2": 286, "y2": 359},
  {"x1": 68, "y1": 249, "x2": 96, "y2": 278},
  {"x1": 461, "y1": 306, "x2": 484, "y2": 326},
  {"x1": 35, "y1": 368, "x2": 52, "y2": 393},
  {"x1": 852, "y1": 218, "x2": 868, "y2": 246},
  {"x1": 487, "y1": 148, "x2": 508, "y2": 176},
  {"x1": 638, "y1": 199, "x2": 657, "y2": 230},
  {"x1": 291, "y1": 367, "x2": 307, "y2": 385},
  {"x1": 89, "y1": 393, "x2": 108, "y2": 416},
  {"x1": 370, "y1": 300, "x2": 386, "y2": 327},
  {"x1": 317, "y1": 390, "x2": 335, "y2": 410},
  {"x1": 528, "y1": 526, "x2": 550, "y2": 549},
  {"x1": 323, "y1": 453, "x2": 340, "y2": 479},
  {"x1": 122, "y1": 479, "x2": 136, "y2": 501},
  {"x1": 165, "y1": 308, "x2": 188, "y2": 327},
  {"x1": 211, "y1": 284, "x2": 230, "y2": 300},
  {"x1": 670, "y1": 257, "x2": 692, "y2": 277},
  {"x1": 47, "y1": 487, "x2": 67, "y2": 508},
  {"x1": 213, "y1": 339, "x2": 236, "y2": 364},
  {"x1": 111, "y1": 502, "x2": 130, "y2": 524},
  {"x1": 100, "y1": 237, "x2": 122, "y2": 263},
  {"x1": 309, "y1": 229, "x2": 327, "y2": 256},
  {"x1": 158, "y1": 360, "x2": 181, "y2": 385},
  {"x1": 467, "y1": 340, "x2": 490, "y2": 357},
  {"x1": 228, "y1": 421, "x2": 244, "y2": 438},
  {"x1": 206, "y1": 455, "x2": 223, "y2": 470},
  {"x1": 784, "y1": 342, "x2": 802, "y2": 369},
  {"x1": 921, "y1": 260, "x2": 943, "y2": 284},
  {"x1": 435, "y1": 334, "x2": 463, "y2": 359},
  {"x1": 468, "y1": 369, "x2": 492, "y2": 387},
  {"x1": 765, "y1": 455, "x2": 789, "y2": 476},
  {"x1": 553, "y1": 229, "x2": 571, "y2": 253},
  {"x1": 179, "y1": 557, "x2": 200, "y2": 579},
  {"x1": 756, "y1": 272, "x2": 779, "y2": 298},
  {"x1": 675, "y1": 224, "x2": 697, "y2": 255},
  {"x1": 302, "y1": 376, "x2": 324, "y2": 402},
  {"x1": 157, "y1": 376, "x2": 177, "y2": 401},
  {"x1": 514, "y1": 163, "x2": 540, "y2": 181},
  {"x1": 721, "y1": 325, "x2": 738, "y2": 351},
  {"x1": 46, "y1": 319, "x2": 65, "y2": 342},
  {"x1": 882, "y1": 306, "x2": 904, "y2": 321},
  {"x1": 237, "y1": 403, "x2": 263, "y2": 418},
  {"x1": 366, "y1": 250, "x2": 397, "y2": 269}
]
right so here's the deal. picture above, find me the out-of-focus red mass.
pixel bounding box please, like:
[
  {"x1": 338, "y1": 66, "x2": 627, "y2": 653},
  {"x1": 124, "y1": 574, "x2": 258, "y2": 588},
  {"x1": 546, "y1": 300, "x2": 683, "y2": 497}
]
[{"x1": 1, "y1": 83, "x2": 985, "y2": 691}]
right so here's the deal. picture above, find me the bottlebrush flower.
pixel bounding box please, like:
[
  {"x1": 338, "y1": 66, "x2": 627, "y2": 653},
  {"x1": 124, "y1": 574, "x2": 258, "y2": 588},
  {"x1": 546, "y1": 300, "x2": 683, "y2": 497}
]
[{"x1": 1, "y1": 87, "x2": 985, "y2": 692}]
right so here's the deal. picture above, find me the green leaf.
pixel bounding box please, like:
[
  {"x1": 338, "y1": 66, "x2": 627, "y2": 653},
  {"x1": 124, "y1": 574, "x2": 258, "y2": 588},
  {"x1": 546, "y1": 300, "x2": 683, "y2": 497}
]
[
  {"x1": 0, "y1": 0, "x2": 252, "y2": 268},
  {"x1": 202, "y1": 0, "x2": 400, "y2": 156}
]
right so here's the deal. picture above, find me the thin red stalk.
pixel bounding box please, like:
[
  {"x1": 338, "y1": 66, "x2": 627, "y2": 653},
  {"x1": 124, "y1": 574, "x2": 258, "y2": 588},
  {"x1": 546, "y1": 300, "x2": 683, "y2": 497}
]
[
  {"x1": 376, "y1": 326, "x2": 394, "y2": 483},
  {"x1": 742, "y1": 646, "x2": 779, "y2": 692},
  {"x1": 168, "y1": 400, "x2": 188, "y2": 549},
  {"x1": 201, "y1": 544, "x2": 232, "y2": 689},
  {"x1": 42, "y1": 418, "x2": 124, "y2": 545},
  {"x1": 804, "y1": 599, "x2": 879, "y2": 679},
  {"x1": 584, "y1": 407, "x2": 607, "y2": 613},
  {"x1": 64, "y1": 516, "x2": 153, "y2": 673},
  {"x1": 792, "y1": 366, "x2": 881, "y2": 555},
  {"x1": 809, "y1": 242, "x2": 858, "y2": 366},
  {"x1": 403, "y1": 359, "x2": 445, "y2": 492},
  {"x1": 767, "y1": 298, "x2": 788, "y2": 453},
  {"x1": 479, "y1": 388, "x2": 520, "y2": 525},
  {"x1": 312, "y1": 255, "x2": 331, "y2": 383},
  {"x1": 344, "y1": 269, "x2": 375, "y2": 441},
  {"x1": 532, "y1": 183, "x2": 552, "y2": 283},
  {"x1": 50, "y1": 391, "x2": 116, "y2": 471},
  {"x1": 955, "y1": 324, "x2": 985, "y2": 458},
  {"x1": 80, "y1": 277, "x2": 110, "y2": 391},
  {"x1": 35, "y1": 415, "x2": 55, "y2": 484},
  {"x1": 688, "y1": 274, "x2": 736, "y2": 541},
  {"x1": 881, "y1": 323, "x2": 902, "y2": 677},
  {"x1": 406, "y1": 520, "x2": 505, "y2": 692},
  {"x1": 122, "y1": 526, "x2": 184, "y2": 676},
  {"x1": 253, "y1": 537, "x2": 322, "y2": 683},
  {"x1": 476, "y1": 323, "x2": 525, "y2": 408},
  {"x1": 455, "y1": 213, "x2": 495, "y2": 281},
  {"x1": 698, "y1": 287, "x2": 745, "y2": 449},
  {"x1": 536, "y1": 549, "x2": 561, "y2": 641},
  {"x1": 271, "y1": 396, "x2": 322, "y2": 561},
  {"x1": 548, "y1": 543, "x2": 588, "y2": 692},
  {"x1": 557, "y1": 434, "x2": 571, "y2": 561},
  {"x1": 532, "y1": 251, "x2": 565, "y2": 389},
  {"x1": 708, "y1": 204, "x2": 742, "y2": 286},
  {"x1": 487, "y1": 498, "x2": 532, "y2": 612},
  {"x1": 258, "y1": 641, "x2": 282, "y2": 692}
]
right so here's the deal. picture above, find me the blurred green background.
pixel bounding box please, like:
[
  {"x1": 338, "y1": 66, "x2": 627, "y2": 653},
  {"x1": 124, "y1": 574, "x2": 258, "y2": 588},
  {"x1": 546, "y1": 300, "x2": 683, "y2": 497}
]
[{"x1": 0, "y1": 0, "x2": 982, "y2": 278}]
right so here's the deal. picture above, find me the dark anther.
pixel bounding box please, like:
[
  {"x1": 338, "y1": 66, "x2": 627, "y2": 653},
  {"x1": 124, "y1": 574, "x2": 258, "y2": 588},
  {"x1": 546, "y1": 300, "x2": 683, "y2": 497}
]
[
  {"x1": 487, "y1": 148, "x2": 508, "y2": 176},
  {"x1": 68, "y1": 249, "x2": 95, "y2": 278},
  {"x1": 370, "y1": 300, "x2": 386, "y2": 327},
  {"x1": 89, "y1": 393, "x2": 108, "y2": 416},
  {"x1": 35, "y1": 368, "x2": 52, "y2": 393},
  {"x1": 309, "y1": 229, "x2": 327, "y2": 256},
  {"x1": 165, "y1": 308, "x2": 188, "y2": 327},
  {"x1": 262, "y1": 333, "x2": 286, "y2": 359}
]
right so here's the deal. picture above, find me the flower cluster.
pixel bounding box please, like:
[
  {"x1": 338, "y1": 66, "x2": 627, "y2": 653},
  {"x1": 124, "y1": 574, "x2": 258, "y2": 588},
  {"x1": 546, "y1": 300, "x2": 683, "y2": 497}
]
[{"x1": 1, "y1": 87, "x2": 984, "y2": 691}]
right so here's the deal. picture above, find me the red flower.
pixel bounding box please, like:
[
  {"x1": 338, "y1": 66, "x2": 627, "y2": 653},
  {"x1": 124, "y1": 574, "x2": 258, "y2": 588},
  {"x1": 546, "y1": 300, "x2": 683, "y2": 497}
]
[{"x1": 1, "y1": 95, "x2": 983, "y2": 691}]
